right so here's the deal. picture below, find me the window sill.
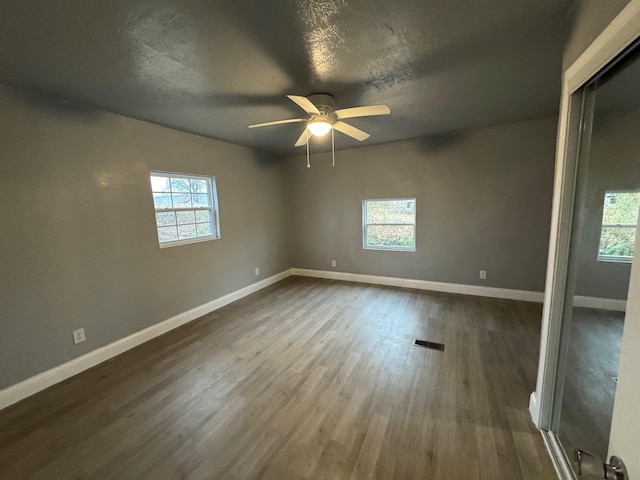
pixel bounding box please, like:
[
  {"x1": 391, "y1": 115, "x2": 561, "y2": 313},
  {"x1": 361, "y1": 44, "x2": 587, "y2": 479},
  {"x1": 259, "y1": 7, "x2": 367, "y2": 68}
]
[
  {"x1": 159, "y1": 235, "x2": 219, "y2": 249},
  {"x1": 597, "y1": 255, "x2": 632, "y2": 264},
  {"x1": 364, "y1": 246, "x2": 416, "y2": 252}
]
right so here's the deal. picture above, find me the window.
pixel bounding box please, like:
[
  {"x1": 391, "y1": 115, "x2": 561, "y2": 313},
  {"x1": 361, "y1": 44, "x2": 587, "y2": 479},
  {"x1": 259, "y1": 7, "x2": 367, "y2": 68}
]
[
  {"x1": 598, "y1": 191, "x2": 640, "y2": 263},
  {"x1": 149, "y1": 171, "x2": 220, "y2": 248},
  {"x1": 363, "y1": 198, "x2": 416, "y2": 251}
]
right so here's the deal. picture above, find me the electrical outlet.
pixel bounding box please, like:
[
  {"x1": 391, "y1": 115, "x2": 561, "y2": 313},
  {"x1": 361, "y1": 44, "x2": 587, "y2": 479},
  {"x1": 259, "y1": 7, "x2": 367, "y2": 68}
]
[
  {"x1": 479, "y1": 270, "x2": 487, "y2": 280},
  {"x1": 255, "y1": 267, "x2": 260, "y2": 276},
  {"x1": 331, "y1": 260, "x2": 337, "y2": 268},
  {"x1": 72, "y1": 328, "x2": 86, "y2": 345}
]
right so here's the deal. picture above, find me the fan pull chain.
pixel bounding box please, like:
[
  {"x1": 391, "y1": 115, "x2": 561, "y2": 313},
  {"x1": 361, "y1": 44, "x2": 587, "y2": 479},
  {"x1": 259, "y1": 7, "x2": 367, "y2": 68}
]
[
  {"x1": 331, "y1": 128, "x2": 335, "y2": 166},
  {"x1": 306, "y1": 134, "x2": 310, "y2": 168}
]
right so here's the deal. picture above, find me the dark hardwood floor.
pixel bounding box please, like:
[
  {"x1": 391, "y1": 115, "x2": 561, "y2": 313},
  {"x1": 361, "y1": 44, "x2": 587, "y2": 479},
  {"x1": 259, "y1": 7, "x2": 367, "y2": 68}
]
[{"x1": 0, "y1": 277, "x2": 555, "y2": 479}]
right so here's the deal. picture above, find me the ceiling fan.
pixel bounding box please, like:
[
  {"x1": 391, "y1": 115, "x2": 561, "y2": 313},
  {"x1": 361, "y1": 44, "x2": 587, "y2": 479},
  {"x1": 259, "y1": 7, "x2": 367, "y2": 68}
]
[{"x1": 248, "y1": 94, "x2": 391, "y2": 147}]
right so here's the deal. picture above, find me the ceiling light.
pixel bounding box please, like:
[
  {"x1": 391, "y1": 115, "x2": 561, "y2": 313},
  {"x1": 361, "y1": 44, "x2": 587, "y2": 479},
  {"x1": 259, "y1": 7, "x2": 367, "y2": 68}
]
[{"x1": 307, "y1": 120, "x2": 332, "y2": 137}]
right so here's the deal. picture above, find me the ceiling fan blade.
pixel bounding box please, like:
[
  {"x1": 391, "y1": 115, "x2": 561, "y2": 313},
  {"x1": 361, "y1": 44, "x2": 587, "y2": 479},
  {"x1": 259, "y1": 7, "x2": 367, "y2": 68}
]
[
  {"x1": 332, "y1": 121, "x2": 370, "y2": 141},
  {"x1": 294, "y1": 129, "x2": 312, "y2": 147},
  {"x1": 248, "y1": 118, "x2": 306, "y2": 128},
  {"x1": 334, "y1": 104, "x2": 391, "y2": 120},
  {"x1": 287, "y1": 95, "x2": 320, "y2": 114}
]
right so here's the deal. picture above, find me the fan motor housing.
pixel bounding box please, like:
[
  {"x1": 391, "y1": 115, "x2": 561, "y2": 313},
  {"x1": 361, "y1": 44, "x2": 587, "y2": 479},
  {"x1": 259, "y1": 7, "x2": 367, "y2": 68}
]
[{"x1": 307, "y1": 93, "x2": 335, "y2": 116}]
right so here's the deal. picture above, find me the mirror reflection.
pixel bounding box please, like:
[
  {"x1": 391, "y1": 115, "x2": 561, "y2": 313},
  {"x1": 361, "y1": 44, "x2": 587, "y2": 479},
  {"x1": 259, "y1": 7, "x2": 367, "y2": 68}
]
[{"x1": 555, "y1": 46, "x2": 640, "y2": 463}]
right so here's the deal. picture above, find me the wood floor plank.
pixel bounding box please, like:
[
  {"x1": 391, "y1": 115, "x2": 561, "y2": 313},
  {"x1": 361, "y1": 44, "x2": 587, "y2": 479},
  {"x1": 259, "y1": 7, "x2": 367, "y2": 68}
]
[{"x1": 0, "y1": 277, "x2": 556, "y2": 479}]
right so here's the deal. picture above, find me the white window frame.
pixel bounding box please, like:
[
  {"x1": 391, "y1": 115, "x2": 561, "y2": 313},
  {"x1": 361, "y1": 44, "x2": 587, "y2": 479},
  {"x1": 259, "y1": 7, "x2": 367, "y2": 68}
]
[
  {"x1": 362, "y1": 198, "x2": 416, "y2": 252},
  {"x1": 149, "y1": 171, "x2": 220, "y2": 248},
  {"x1": 597, "y1": 190, "x2": 639, "y2": 263}
]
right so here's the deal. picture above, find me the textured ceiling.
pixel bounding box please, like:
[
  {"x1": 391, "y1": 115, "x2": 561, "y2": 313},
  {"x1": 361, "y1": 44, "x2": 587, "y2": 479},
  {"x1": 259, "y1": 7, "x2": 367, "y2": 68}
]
[{"x1": 0, "y1": 0, "x2": 575, "y2": 154}]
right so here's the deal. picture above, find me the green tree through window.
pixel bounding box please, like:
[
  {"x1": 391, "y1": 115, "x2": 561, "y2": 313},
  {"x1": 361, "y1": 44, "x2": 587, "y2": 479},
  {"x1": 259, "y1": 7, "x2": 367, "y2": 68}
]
[
  {"x1": 363, "y1": 199, "x2": 416, "y2": 251},
  {"x1": 150, "y1": 172, "x2": 219, "y2": 247},
  {"x1": 598, "y1": 191, "x2": 640, "y2": 261}
]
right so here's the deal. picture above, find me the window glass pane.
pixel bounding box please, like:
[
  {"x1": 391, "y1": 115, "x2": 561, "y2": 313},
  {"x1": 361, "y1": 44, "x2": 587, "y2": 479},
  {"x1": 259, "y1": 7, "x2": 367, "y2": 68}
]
[
  {"x1": 170, "y1": 178, "x2": 191, "y2": 193},
  {"x1": 602, "y1": 192, "x2": 640, "y2": 224},
  {"x1": 172, "y1": 193, "x2": 192, "y2": 208},
  {"x1": 366, "y1": 200, "x2": 415, "y2": 223},
  {"x1": 195, "y1": 210, "x2": 211, "y2": 223},
  {"x1": 150, "y1": 172, "x2": 219, "y2": 246},
  {"x1": 599, "y1": 226, "x2": 636, "y2": 258},
  {"x1": 190, "y1": 179, "x2": 208, "y2": 193},
  {"x1": 598, "y1": 192, "x2": 639, "y2": 260},
  {"x1": 176, "y1": 211, "x2": 196, "y2": 225},
  {"x1": 157, "y1": 226, "x2": 178, "y2": 242},
  {"x1": 155, "y1": 212, "x2": 176, "y2": 226},
  {"x1": 192, "y1": 194, "x2": 210, "y2": 208},
  {"x1": 150, "y1": 176, "x2": 171, "y2": 193},
  {"x1": 153, "y1": 193, "x2": 172, "y2": 209},
  {"x1": 196, "y1": 223, "x2": 213, "y2": 236},
  {"x1": 177, "y1": 224, "x2": 197, "y2": 240},
  {"x1": 367, "y1": 225, "x2": 415, "y2": 248}
]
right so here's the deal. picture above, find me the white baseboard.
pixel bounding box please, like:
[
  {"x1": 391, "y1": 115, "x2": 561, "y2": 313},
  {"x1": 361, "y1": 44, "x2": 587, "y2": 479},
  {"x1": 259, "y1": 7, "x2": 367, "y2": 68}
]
[
  {"x1": 574, "y1": 295, "x2": 626, "y2": 312},
  {"x1": 0, "y1": 269, "x2": 293, "y2": 412},
  {"x1": 1, "y1": 267, "x2": 626, "y2": 412},
  {"x1": 529, "y1": 392, "x2": 540, "y2": 427},
  {"x1": 292, "y1": 269, "x2": 628, "y2": 313},
  {"x1": 292, "y1": 268, "x2": 545, "y2": 302}
]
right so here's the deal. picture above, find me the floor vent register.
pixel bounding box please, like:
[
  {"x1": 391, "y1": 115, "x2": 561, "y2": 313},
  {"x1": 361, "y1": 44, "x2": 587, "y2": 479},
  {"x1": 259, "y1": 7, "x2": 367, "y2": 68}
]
[{"x1": 413, "y1": 339, "x2": 445, "y2": 351}]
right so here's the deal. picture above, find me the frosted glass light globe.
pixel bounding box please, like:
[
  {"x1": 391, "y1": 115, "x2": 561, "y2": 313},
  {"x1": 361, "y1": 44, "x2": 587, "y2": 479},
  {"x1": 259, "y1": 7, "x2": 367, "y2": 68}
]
[{"x1": 307, "y1": 120, "x2": 332, "y2": 137}]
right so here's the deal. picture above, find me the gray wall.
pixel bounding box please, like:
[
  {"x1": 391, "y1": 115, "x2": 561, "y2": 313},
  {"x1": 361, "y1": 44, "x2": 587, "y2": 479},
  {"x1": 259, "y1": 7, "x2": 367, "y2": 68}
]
[
  {"x1": 287, "y1": 117, "x2": 558, "y2": 292},
  {"x1": 0, "y1": 85, "x2": 290, "y2": 390},
  {"x1": 574, "y1": 111, "x2": 640, "y2": 299}
]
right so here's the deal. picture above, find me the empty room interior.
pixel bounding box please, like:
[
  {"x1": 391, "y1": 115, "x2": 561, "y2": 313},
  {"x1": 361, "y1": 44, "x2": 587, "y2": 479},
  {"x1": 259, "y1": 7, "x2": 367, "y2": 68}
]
[{"x1": 2, "y1": 1, "x2": 640, "y2": 479}]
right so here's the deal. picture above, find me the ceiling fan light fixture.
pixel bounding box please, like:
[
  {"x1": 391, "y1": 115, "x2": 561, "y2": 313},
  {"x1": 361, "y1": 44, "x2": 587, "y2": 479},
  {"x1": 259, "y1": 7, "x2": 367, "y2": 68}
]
[{"x1": 307, "y1": 119, "x2": 332, "y2": 137}]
